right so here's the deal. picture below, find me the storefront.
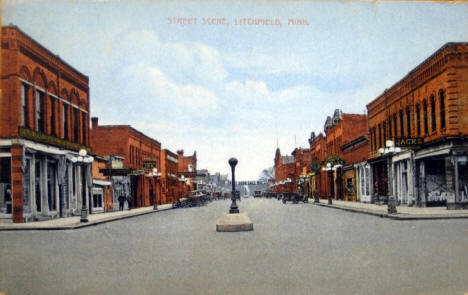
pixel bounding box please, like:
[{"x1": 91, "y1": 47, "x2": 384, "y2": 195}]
[{"x1": 0, "y1": 139, "x2": 93, "y2": 222}]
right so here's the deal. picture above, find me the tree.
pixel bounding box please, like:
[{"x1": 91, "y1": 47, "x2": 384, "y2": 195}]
[{"x1": 258, "y1": 166, "x2": 275, "y2": 182}]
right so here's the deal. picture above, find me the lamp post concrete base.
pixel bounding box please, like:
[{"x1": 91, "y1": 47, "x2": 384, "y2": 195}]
[
  {"x1": 80, "y1": 208, "x2": 88, "y2": 223},
  {"x1": 216, "y1": 213, "x2": 253, "y2": 232}
]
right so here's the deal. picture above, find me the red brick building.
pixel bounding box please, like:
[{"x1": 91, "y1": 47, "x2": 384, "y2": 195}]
[
  {"x1": 323, "y1": 110, "x2": 367, "y2": 200},
  {"x1": 292, "y1": 147, "x2": 312, "y2": 194},
  {"x1": 308, "y1": 132, "x2": 329, "y2": 199},
  {"x1": 367, "y1": 42, "x2": 468, "y2": 208},
  {"x1": 272, "y1": 148, "x2": 295, "y2": 193},
  {"x1": 161, "y1": 149, "x2": 180, "y2": 204},
  {"x1": 90, "y1": 118, "x2": 161, "y2": 208},
  {"x1": 177, "y1": 150, "x2": 197, "y2": 195},
  {"x1": 0, "y1": 25, "x2": 93, "y2": 222},
  {"x1": 91, "y1": 156, "x2": 113, "y2": 212}
]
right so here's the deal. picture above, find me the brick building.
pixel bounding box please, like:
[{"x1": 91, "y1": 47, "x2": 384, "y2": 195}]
[
  {"x1": 308, "y1": 132, "x2": 328, "y2": 199},
  {"x1": 341, "y1": 135, "x2": 369, "y2": 201},
  {"x1": 90, "y1": 118, "x2": 161, "y2": 208},
  {"x1": 177, "y1": 150, "x2": 197, "y2": 194},
  {"x1": 272, "y1": 148, "x2": 295, "y2": 193},
  {"x1": 91, "y1": 156, "x2": 113, "y2": 213},
  {"x1": 0, "y1": 25, "x2": 93, "y2": 222},
  {"x1": 161, "y1": 149, "x2": 180, "y2": 204},
  {"x1": 292, "y1": 147, "x2": 312, "y2": 195},
  {"x1": 367, "y1": 42, "x2": 468, "y2": 208},
  {"x1": 323, "y1": 110, "x2": 367, "y2": 200}
]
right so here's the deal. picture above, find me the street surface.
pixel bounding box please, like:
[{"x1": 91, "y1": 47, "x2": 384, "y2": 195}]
[{"x1": 1, "y1": 198, "x2": 468, "y2": 295}]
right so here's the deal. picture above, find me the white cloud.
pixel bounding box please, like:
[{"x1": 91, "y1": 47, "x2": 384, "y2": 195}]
[{"x1": 116, "y1": 62, "x2": 219, "y2": 115}]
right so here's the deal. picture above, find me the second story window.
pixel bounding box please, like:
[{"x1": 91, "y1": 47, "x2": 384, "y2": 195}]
[
  {"x1": 50, "y1": 97, "x2": 56, "y2": 136},
  {"x1": 63, "y1": 104, "x2": 68, "y2": 139},
  {"x1": 74, "y1": 108, "x2": 80, "y2": 143},
  {"x1": 430, "y1": 95, "x2": 436, "y2": 132},
  {"x1": 399, "y1": 110, "x2": 404, "y2": 137},
  {"x1": 382, "y1": 121, "x2": 387, "y2": 143},
  {"x1": 82, "y1": 112, "x2": 87, "y2": 145},
  {"x1": 416, "y1": 103, "x2": 421, "y2": 136},
  {"x1": 423, "y1": 99, "x2": 428, "y2": 134},
  {"x1": 388, "y1": 117, "x2": 392, "y2": 139},
  {"x1": 21, "y1": 83, "x2": 29, "y2": 127},
  {"x1": 406, "y1": 106, "x2": 411, "y2": 136},
  {"x1": 439, "y1": 90, "x2": 446, "y2": 130},
  {"x1": 35, "y1": 89, "x2": 44, "y2": 132}
]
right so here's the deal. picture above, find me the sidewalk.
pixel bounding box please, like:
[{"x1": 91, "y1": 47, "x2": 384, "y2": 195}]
[
  {"x1": 313, "y1": 199, "x2": 468, "y2": 220},
  {"x1": 0, "y1": 204, "x2": 174, "y2": 231}
]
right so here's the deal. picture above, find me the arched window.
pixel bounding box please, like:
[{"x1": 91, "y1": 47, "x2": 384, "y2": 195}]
[
  {"x1": 21, "y1": 83, "x2": 30, "y2": 127},
  {"x1": 378, "y1": 123, "x2": 382, "y2": 148},
  {"x1": 439, "y1": 90, "x2": 446, "y2": 130},
  {"x1": 416, "y1": 103, "x2": 421, "y2": 136},
  {"x1": 63, "y1": 104, "x2": 69, "y2": 140},
  {"x1": 383, "y1": 121, "x2": 387, "y2": 143},
  {"x1": 35, "y1": 89, "x2": 45, "y2": 132},
  {"x1": 423, "y1": 99, "x2": 428, "y2": 134},
  {"x1": 399, "y1": 110, "x2": 404, "y2": 137},
  {"x1": 406, "y1": 106, "x2": 411, "y2": 136},
  {"x1": 430, "y1": 95, "x2": 436, "y2": 132},
  {"x1": 388, "y1": 116, "x2": 392, "y2": 139},
  {"x1": 393, "y1": 114, "x2": 397, "y2": 139}
]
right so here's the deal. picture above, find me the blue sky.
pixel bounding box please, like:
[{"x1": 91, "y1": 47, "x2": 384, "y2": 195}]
[{"x1": 3, "y1": 1, "x2": 468, "y2": 179}]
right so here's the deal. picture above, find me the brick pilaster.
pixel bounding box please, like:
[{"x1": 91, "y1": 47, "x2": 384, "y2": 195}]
[{"x1": 11, "y1": 145, "x2": 24, "y2": 223}]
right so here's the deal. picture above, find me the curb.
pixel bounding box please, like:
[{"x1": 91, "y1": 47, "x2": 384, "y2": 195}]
[
  {"x1": 313, "y1": 202, "x2": 468, "y2": 220},
  {"x1": 0, "y1": 206, "x2": 173, "y2": 231}
]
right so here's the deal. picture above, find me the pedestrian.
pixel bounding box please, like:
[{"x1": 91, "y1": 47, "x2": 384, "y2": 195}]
[
  {"x1": 118, "y1": 195, "x2": 125, "y2": 211},
  {"x1": 127, "y1": 196, "x2": 132, "y2": 210}
]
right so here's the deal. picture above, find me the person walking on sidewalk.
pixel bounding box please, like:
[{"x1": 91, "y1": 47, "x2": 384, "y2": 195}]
[
  {"x1": 118, "y1": 195, "x2": 125, "y2": 211},
  {"x1": 127, "y1": 195, "x2": 132, "y2": 210}
]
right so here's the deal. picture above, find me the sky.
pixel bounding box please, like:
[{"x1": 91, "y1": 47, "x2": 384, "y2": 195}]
[{"x1": 2, "y1": 0, "x2": 468, "y2": 180}]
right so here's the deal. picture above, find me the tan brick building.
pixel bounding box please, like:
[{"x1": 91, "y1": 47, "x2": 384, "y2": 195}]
[
  {"x1": 367, "y1": 42, "x2": 468, "y2": 208},
  {"x1": 0, "y1": 26, "x2": 93, "y2": 222}
]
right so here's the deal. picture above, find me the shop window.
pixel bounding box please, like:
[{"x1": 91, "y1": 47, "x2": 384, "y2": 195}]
[
  {"x1": 47, "y1": 161, "x2": 57, "y2": 211},
  {"x1": 21, "y1": 83, "x2": 29, "y2": 127},
  {"x1": 23, "y1": 158, "x2": 31, "y2": 213},
  {"x1": 439, "y1": 90, "x2": 446, "y2": 130},
  {"x1": 72, "y1": 166, "x2": 76, "y2": 196},
  {"x1": 35, "y1": 160, "x2": 42, "y2": 212},
  {"x1": 365, "y1": 166, "x2": 370, "y2": 196},
  {"x1": 0, "y1": 157, "x2": 12, "y2": 214},
  {"x1": 92, "y1": 188, "x2": 103, "y2": 209}
]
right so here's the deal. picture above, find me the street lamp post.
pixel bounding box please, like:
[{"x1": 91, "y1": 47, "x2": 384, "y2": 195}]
[
  {"x1": 229, "y1": 158, "x2": 239, "y2": 214},
  {"x1": 379, "y1": 140, "x2": 400, "y2": 214},
  {"x1": 77, "y1": 149, "x2": 92, "y2": 223},
  {"x1": 323, "y1": 163, "x2": 334, "y2": 205}
]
